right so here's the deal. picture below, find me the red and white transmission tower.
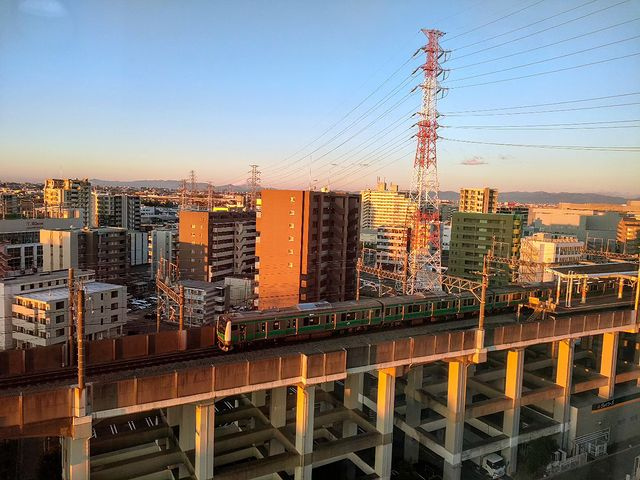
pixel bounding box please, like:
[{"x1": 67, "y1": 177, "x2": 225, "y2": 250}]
[{"x1": 408, "y1": 28, "x2": 448, "y2": 293}]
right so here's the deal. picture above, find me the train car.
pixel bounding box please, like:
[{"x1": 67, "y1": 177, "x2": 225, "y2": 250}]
[{"x1": 216, "y1": 282, "x2": 553, "y2": 351}]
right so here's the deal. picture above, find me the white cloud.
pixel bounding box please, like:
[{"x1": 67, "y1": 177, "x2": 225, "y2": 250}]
[{"x1": 19, "y1": 0, "x2": 67, "y2": 18}]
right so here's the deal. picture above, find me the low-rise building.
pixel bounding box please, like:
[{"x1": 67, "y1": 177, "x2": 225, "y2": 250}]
[
  {"x1": 12, "y1": 281, "x2": 126, "y2": 349},
  {"x1": 519, "y1": 233, "x2": 584, "y2": 282},
  {"x1": 0, "y1": 269, "x2": 95, "y2": 350},
  {"x1": 179, "y1": 279, "x2": 219, "y2": 327}
]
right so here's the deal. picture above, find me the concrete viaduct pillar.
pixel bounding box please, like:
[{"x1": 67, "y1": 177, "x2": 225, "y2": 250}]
[
  {"x1": 502, "y1": 349, "x2": 524, "y2": 476},
  {"x1": 61, "y1": 417, "x2": 91, "y2": 480},
  {"x1": 553, "y1": 339, "x2": 575, "y2": 450},
  {"x1": 194, "y1": 403, "x2": 215, "y2": 480},
  {"x1": 295, "y1": 385, "x2": 315, "y2": 480},
  {"x1": 404, "y1": 366, "x2": 423, "y2": 464},
  {"x1": 375, "y1": 368, "x2": 396, "y2": 480},
  {"x1": 270, "y1": 386, "x2": 288, "y2": 455},
  {"x1": 343, "y1": 372, "x2": 363, "y2": 438},
  {"x1": 598, "y1": 332, "x2": 619, "y2": 399},
  {"x1": 443, "y1": 361, "x2": 468, "y2": 480}
]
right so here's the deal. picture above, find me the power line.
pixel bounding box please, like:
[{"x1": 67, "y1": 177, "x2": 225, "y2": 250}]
[
  {"x1": 442, "y1": 91, "x2": 640, "y2": 114},
  {"x1": 450, "y1": 0, "x2": 628, "y2": 58},
  {"x1": 440, "y1": 136, "x2": 640, "y2": 151},
  {"x1": 442, "y1": 119, "x2": 640, "y2": 130},
  {"x1": 444, "y1": 101, "x2": 640, "y2": 117},
  {"x1": 448, "y1": 52, "x2": 640, "y2": 89},
  {"x1": 443, "y1": 0, "x2": 548, "y2": 43},
  {"x1": 452, "y1": 18, "x2": 640, "y2": 71},
  {"x1": 447, "y1": 34, "x2": 640, "y2": 83}
]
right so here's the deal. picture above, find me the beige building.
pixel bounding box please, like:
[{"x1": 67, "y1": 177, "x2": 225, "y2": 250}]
[
  {"x1": 12, "y1": 281, "x2": 126, "y2": 349},
  {"x1": 617, "y1": 216, "x2": 640, "y2": 244},
  {"x1": 360, "y1": 180, "x2": 413, "y2": 229},
  {"x1": 519, "y1": 233, "x2": 584, "y2": 282},
  {"x1": 459, "y1": 187, "x2": 498, "y2": 214},
  {"x1": 44, "y1": 178, "x2": 93, "y2": 227}
]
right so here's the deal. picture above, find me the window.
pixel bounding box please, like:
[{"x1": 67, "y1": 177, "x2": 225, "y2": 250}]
[
  {"x1": 290, "y1": 196, "x2": 295, "y2": 202},
  {"x1": 288, "y1": 236, "x2": 294, "y2": 242},
  {"x1": 111, "y1": 291, "x2": 118, "y2": 298},
  {"x1": 56, "y1": 314, "x2": 64, "y2": 324},
  {"x1": 111, "y1": 315, "x2": 118, "y2": 323},
  {"x1": 287, "y1": 262, "x2": 294, "y2": 268},
  {"x1": 55, "y1": 301, "x2": 64, "y2": 310},
  {"x1": 288, "y1": 223, "x2": 294, "y2": 229},
  {"x1": 288, "y1": 210, "x2": 295, "y2": 216},
  {"x1": 288, "y1": 249, "x2": 294, "y2": 255},
  {"x1": 111, "y1": 303, "x2": 118, "y2": 309}
]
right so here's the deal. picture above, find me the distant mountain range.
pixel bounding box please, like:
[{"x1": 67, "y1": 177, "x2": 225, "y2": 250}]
[{"x1": 90, "y1": 179, "x2": 635, "y2": 204}]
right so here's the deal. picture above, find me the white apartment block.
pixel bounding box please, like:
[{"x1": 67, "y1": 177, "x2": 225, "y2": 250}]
[
  {"x1": 12, "y1": 281, "x2": 126, "y2": 349},
  {"x1": 0, "y1": 269, "x2": 95, "y2": 350},
  {"x1": 178, "y1": 280, "x2": 219, "y2": 327},
  {"x1": 360, "y1": 180, "x2": 414, "y2": 229},
  {"x1": 520, "y1": 233, "x2": 584, "y2": 282},
  {"x1": 129, "y1": 230, "x2": 149, "y2": 266},
  {"x1": 40, "y1": 229, "x2": 80, "y2": 271},
  {"x1": 150, "y1": 228, "x2": 178, "y2": 278},
  {"x1": 44, "y1": 178, "x2": 93, "y2": 227}
]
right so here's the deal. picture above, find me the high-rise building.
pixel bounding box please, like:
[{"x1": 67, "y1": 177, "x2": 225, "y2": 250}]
[
  {"x1": 459, "y1": 187, "x2": 498, "y2": 214},
  {"x1": 149, "y1": 228, "x2": 178, "y2": 278},
  {"x1": 256, "y1": 190, "x2": 360, "y2": 309},
  {"x1": 519, "y1": 233, "x2": 584, "y2": 282},
  {"x1": 12, "y1": 281, "x2": 126, "y2": 349},
  {"x1": 360, "y1": 180, "x2": 413, "y2": 229},
  {"x1": 128, "y1": 230, "x2": 149, "y2": 266},
  {"x1": 94, "y1": 193, "x2": 142, "y2": 230},
  {"x1": 0, "y1": 269, "x2": 95, "y2": 350},
  {"x1": 0, "y1": 194, "x2": 20, "y2": 218},
  {"x1": 178, "y1": 211, "x2": 256, "y2": 283},
  {"x1": 448, "y1": 212, "x2": 522, "y2": 285},
  {"x1": 40, "y1": 227, "x2": 129, "y2": 282},
  {"x1": 44, "y1": 178, "x2": 92, "y2": 227}
]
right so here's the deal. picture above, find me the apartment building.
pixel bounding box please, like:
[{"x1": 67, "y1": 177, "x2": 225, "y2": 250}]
[
  {"x1": 497, "y1": 204, "x2": 530, "y2": 225},
  {"x1": 256, "y1": 190, "x2": 360, "y2": 309},
  {"x1": 360, "y1": 180, "x2": 413, "y2": 229},
  {"x1": 448, "y1": 212, "x2": 522, "y2": 285},
  {"x1": 617, "y1": 216, "x2": 640, "y2": 254},
  {"x1": 44, "y1": 178, "x2": 92, "y2": 227},
  {"x1": 178, "y1": 279, "x2": 219, "y2": 327},
  {"x1": 178, "y1": 211, "x2": 256, "y2": 283},
  {"x1": 519, "y1": 233, "x2": 584, "y2": 282},
  {"x1": 459, "y1": 187, "x2": 498, "y2": 214},
  {"x1": 0, "y1": 194, "x2": 20, "y2": 217},
  {"x1": 129, "y1": 230, "x2": 149, "y2": 266},
  {"x1": 0, "y1": 269, "x2": 95, "y2": 350},
  {"x1": 12, "y1": 281, "x2": 126, "y2": 349},
  {"x1": 94, "y1": 193, "x2": 142, "y2": 230},
  {"x1": 149, "y1": 228, "x2": 178, "y2": 278},
  {"x1": 40, "y1": 227, "x2": 129, "y2": 282}
]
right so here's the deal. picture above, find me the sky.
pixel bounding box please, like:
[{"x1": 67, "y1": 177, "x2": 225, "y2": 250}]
[{"x1": 0, "y1": 0, "x2": 639, "y2": 195}]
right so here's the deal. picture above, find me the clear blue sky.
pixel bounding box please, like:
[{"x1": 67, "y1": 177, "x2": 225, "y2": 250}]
[{"x1": 1, "y1": 0, "x2": 639, "y2": 195}]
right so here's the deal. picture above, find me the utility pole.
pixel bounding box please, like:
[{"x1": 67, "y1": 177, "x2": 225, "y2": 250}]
[
  {"x1": 179, "y1": 285, "x2": 185, "y2": 330},
  {"x1": 408, "y1": 28, "x2": 448, "y2": 294},
  {"x1": 68, "y1": 268, "x2": 75, "y2": 366},
  {"x1": 479, "y1": 255, "x2": 489, "y2": 331},
  {"x1": 207, "y1": 182, "x2": 214, "y2": 211},
  {"x1": 76, "y1": 286, "x2": 85, "y2": 391}
]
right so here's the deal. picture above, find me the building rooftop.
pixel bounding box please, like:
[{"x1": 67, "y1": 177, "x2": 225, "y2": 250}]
[
  {"x1": 1, "y1": 269, "x2": 94, "y2": 285},
  {"x1": 548, "y1": 262, "x2": 639, "y2": 276},
  {"x1": 179, "y1": 279, "x2": 220, "y2": 290},
  {"x1": 15, "y1": 282, "x2": 121, "y2": 302}
]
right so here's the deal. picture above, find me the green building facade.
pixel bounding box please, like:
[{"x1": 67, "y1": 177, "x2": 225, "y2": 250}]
[{"x1": 448, "y1": 212, "x2": 523, "y2": 285}]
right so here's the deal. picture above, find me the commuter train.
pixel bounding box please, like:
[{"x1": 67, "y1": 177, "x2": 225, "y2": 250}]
[{"x1": 215, "y1": 283, "x2": 554, "y2": 351}]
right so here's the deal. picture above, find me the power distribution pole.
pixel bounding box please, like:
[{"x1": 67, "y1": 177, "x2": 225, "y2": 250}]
[
  {"x1": 68, "y1": 268, "x2": 75, "y2": 366},
  {"x1": 408, "y1": 29, "x2": 448, "y2": 294},
  {"x1": 76, "y1": 287, "x2": 85, "y2": 391}
]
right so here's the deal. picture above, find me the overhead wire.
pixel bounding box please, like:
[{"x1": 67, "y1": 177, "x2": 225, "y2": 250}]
[
  {"x1": 449, "y1": 0, "x2": 630, "y2": 60},
  {"x1": 451, "y1": 18, "x2": 640, "y2": 71},
  {"x1": 440, "y1": 136, "x2": 640, "y2": 151},
  {"x1": 447, "y1": 34, "x2": 640, "y2": 83}
]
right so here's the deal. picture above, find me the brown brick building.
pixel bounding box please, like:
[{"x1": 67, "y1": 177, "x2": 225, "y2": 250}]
[
  {"x1": 255, "y1": 190, "x2": 360, "y2": 309},
  {"x1": 178, "y1": 210, "x2": 256, "y2": 283}
]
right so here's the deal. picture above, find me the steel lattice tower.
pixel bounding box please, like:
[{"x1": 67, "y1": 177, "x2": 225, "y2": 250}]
[
  {"x1": 247, "y1": 164, "x2": 261, "y2": 210},
  {"x1": 408, "y1": 29, "x2": 447, "y2": 293}
]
